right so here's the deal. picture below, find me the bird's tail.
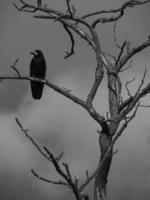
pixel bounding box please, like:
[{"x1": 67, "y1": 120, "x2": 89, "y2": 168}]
[{"x1": 30, "y1": 81, "x2": 44, "y2": 100}]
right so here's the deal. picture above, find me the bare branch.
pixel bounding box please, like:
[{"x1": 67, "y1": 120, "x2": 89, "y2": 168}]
[
  {"x1": 14, "y1": 0, "x2": 63, "y2": 15},
  {"x1": 43, "y1": 146, "x2": 82, "y2": 200},
  {"x1": 10, "y1": 58, "x2": 21, "y2": 77},
  {"x1": 0, "y1": 73, "x2": 109, "y2": 131},
  {"x1": 86, "y1": 29, "x2": 104, "y2": 105},
  {"x1": 0, "y1": 75, "x2": 85, "y2": 107},
  {"x1": 119, "y1": 68, "x2": 148, "y2": 116},
  {"x1": 82, "y1": 0, "x2": 150, "y2": 20},
  {"x1": 31, "y1": 169, "x2": 68, "y2": 186},
  {"x1": 62, "y1": 162, "x2": 73, "y2": 181},
  {"x1": 118, "y1": 79, "x2": 150, "y2": 120},
  {"x1": 66, "y1": 0, "x2": 74, "y2": 17},
  {"x1": 115, "y1": 102, "x2": 140, "y2": 136},
  {"x1": 79, "y1": 171, "x2": 95, "y2": 192},
  {"x1": 16, "y1": 116, "x2": 82, "y2": 199},
  {"x1": 115, "y1": 41, "x2": 127, "y2": 64},
  {"x1": 135, "y1": 66, "x2": 147, "y2": 95},
  {"x1": 116, "y1": 38, "x2": 150, "y2": 72},
  {"x1": 13, "y1": 1, "x2": 37, "y2": 13},
  {"x1": 92, "y1": 9, "x2": 124, "y2": 28},
  {"x1": 15, "y1": 117, "x2": 51, "y2": 162},
  {"x1": 113, "y1": 22, "x2": 121, "y2": 49},
  {"x1": 125, "y1": 77, "x2": 136, "y2": 98},
  {"x1": 56, "y1": 152, "x2": 64, "y2": 162},
  {"x1": 63, "y1": 23, "x2": 75, "y2": 59},
  {"x1": 43, "y1": 146, "x2": 69, "y2": 179},
  {"x1": 86, "y1": 77, "x2": 103, "y2": 105},
  {"x1": 91, "y1": 0, "x2": 150, "y2": 27}
]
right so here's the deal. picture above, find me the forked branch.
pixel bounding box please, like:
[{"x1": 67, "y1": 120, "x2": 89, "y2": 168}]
[{"x1": 16, "y1": 117, "x2": 83, "y2": 200}]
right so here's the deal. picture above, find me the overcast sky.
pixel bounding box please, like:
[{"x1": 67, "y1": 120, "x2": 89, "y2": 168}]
[{"x1": 1, "y1": 1, "x2": 150, "y2": 200}]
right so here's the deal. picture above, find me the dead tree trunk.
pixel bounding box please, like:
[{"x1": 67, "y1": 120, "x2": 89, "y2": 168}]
[{"x1": 94, "y1": 130, "x2": 112, "y2": 200}]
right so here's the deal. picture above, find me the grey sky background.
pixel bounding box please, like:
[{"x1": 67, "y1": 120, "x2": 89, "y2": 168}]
[{"x1": 1, "y1": 0, "x2": 150, "y2": 200}]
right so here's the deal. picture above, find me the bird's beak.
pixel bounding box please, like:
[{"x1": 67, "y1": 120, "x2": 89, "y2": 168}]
[{"x1": 30, "y1": 51, "x2": 36, "y2": 56}]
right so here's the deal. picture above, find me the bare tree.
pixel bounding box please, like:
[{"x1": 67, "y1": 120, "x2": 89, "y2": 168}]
[{"x1": 1, "y1": 0, "x2": 150, "y2": 200}]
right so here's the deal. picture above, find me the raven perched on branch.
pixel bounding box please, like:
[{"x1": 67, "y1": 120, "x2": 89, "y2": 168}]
[{"x1": 30, "y1": 50, "x2": 46, "y2": 99}]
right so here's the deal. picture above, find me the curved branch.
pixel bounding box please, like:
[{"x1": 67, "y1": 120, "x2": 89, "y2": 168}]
[
  {"x1": 92, "y1": 9, "x2": 124, "y2": 28},
  {"x1": 62, "y1": 23, "x2": 75, "y2": 59},
  {"x1": 82, "y1": 0, "x2": 150, "y2": 20}
]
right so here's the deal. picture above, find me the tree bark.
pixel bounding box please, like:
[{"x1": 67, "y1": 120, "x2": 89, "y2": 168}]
[{"x1": 94, "y1": 133, "x2": 112, "y2": 200}]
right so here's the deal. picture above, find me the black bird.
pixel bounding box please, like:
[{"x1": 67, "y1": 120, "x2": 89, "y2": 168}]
[{"x1": 30, "y1": 50, "x2": 46, "y2": 99}]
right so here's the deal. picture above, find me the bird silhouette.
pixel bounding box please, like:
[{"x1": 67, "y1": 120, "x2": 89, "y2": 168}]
[{"x1": 30, "y1": 50, "x2": 46, "y2": 99}]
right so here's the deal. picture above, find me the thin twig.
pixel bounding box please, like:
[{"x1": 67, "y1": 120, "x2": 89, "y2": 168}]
[
  {"x1": 63, "y1": 162, "x2": 72, "y2": 180},
  {"x1": 15, "y1": 117, "x2": 51, "y2": 161},
  {"x1": 15, "y1": 118, "x2": 82, "y2": 199},
  {"x1": 42, "y1": 147, "x2": 82, "y2": 200},
  {"x1": 113, "y1": 22, "x2": 121, "y2": 49},
  {"x1": 116, "y1": 41, "x2": 127, "y2": 65},
  {"x1": 31, "y1": 169, "x2": 68, "y2": 186},
  {"x1": 10, "y1": 58, "x2": 21, "y2": 78},
  {"x1": 63, "y1": 23, "x2": 75, "y2": 59},
  {"x1": 125, "y1": 77, "x2": 136, "y2": 98},
  {"x1": 116, "y1": 38, "x2": 150, "y2": 72},
  {"x1": 135, "y1": 66, "x2": 147, "y2": 94},
  {"x1": 66, "y1": 0, "x2": 73, "y2": 17}
]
